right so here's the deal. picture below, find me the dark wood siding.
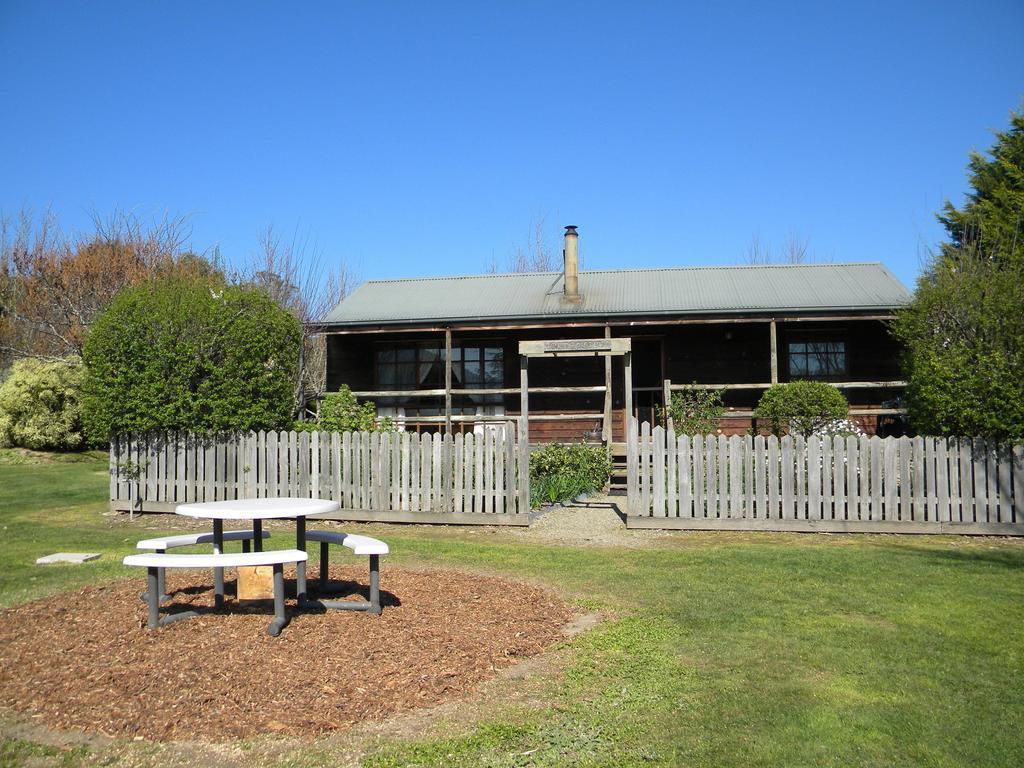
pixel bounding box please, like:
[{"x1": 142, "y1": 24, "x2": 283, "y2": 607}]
[{"x1": 324, "y1": 316, "x2": 905, "y2": 440}]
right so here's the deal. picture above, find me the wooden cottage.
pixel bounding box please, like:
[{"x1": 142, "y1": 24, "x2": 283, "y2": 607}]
[{"x1": 321, "y1": 226, "x2": 910, "y2": 442}]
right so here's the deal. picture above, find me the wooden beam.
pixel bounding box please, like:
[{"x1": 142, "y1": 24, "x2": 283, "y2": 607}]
[
  {"x1": 603, "y1": 325, "x2": 612, "y2": 442},
  {"x1": 350, "y1": 389, "x2": 446, "y2": 398},
  {"x1": 526, "y1": 413, "x2": 604, "y2": 421},
  {"x1": 520, "y1": 355, "x2": 529, "y2": 440},
  {"x1": 305, "y1": 509, "x2": 533, "y2": 527},
  {"x1": 669, "y1": 381, "x2": 908, "y2": 391},
  {"x1": 518, "y1": 337, "x2": 632, "y2": 357},
  {"x1": 345, "y1": 381, "x2": 906, "y2": 399},
  {"x1": 712, "y1": 407, "x2": 907, "y2": 418},
  {"x1": 346, "y1": 385, "x2": 610, "y2": 398},
  {"x1": 519, "y1": 355, "x2": 530, "y2": 510},
  {"x1": 769, "y1": 320, "x2": 778, "y2": 384},
  {"x1": 625, "y1": 516, "x2": 1024, "y2": 536},
  {"x1": 444, "y1": 328, "x2": 452, "y2": 434},
  {"x1": 623, "y1": 351, "x2": 633, "y2": 425},
  {"x1": 321, "y1": 313, "x2": 899, "y2": 335}
]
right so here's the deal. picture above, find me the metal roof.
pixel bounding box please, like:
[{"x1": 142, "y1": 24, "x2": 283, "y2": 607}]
[{"x1": 324, "y1": 263, "x2": 911, "y2": 326}]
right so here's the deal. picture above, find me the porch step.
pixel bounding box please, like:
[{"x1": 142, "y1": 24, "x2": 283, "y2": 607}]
[{"x1": 610, "y1": 443, "x2": 627, "y2": 490}]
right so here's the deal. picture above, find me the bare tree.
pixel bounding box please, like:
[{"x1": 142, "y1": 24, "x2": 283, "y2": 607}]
[
  {"x1": 245, "y1": 225, "x2": 354, "y2": 417},
  {"x1": 744, "y1": 232, "x2": 812, "y2": 265},
  {"x1": 482, "y1": 214, "x2": 563, "y2": 274},
  {"x1": 0, "y1": 208, "x2": 195, "y2": 364},
  {"x1": 509, "y1": 215, "x2": 558, "y2": 272}
]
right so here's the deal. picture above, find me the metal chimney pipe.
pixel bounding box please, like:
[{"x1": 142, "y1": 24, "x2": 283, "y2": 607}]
[{"x1": 563, "y1": 225, "x2": 580, "y2": 302}]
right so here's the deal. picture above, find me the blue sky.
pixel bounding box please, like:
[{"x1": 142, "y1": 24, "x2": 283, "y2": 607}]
[{"x1": 1, "y1": 1, "x2": 1021, "y2": 290}]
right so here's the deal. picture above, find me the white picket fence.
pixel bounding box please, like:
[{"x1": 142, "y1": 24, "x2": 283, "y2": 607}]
[
  {"x1": 626, "y1": 420, "x2": 1024, "y2": 534},
  {"x1": 109, "y1": 426, "x2": 530, "y2": 522}
]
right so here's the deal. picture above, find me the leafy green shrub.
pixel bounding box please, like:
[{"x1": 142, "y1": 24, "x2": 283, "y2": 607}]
[
  {"x1": 529, "y1": 442, "x2": 612, "y2": 507},
  {"x1": 0, "y1": 358, "x2": 87, "y2": 450},
  {"x1": 657, "y1": 386, "x2": 725, "y2": 434},
  {"x1": 81, "y1": 276, "x2": 301, "y2": 440},
  {"x1": 754, "y1": 381, "x2": 849, "y2": 437},
  {"x1": 295, "y1": 386, "x2": 396, "y2": 433}
]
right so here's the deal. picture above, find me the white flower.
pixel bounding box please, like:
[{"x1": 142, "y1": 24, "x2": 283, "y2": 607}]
[{"x1": 813, "y1": 418, "x2": 865, "y2": 438}]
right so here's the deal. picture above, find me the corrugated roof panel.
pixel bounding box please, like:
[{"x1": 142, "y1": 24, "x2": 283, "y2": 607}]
[{"x1": 324, "y1": 263, "x2": 911, "y2": 326}]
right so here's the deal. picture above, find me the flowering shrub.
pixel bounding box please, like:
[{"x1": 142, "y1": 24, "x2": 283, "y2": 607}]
[
  {"x1": 754, "y1": 381, "x2": 850, "y2": 437},
  {"x1": 812, "y1": 418, "x2": 865, "y2": 439},
  {"x1": 0, "y1": 358, "x2": 87, "y2": 450}
]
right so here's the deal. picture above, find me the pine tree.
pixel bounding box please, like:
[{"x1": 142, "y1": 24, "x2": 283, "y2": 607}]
[{"x1": 895, "y1": 108, "x2": 1024, "y2": 440}]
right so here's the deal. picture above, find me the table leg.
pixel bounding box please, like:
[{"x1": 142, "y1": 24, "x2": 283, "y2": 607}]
[
  {"x1": 268, "y1": 563, "x2": 288, "y2": 636},
  {"x1": 212, "y1": 518, "x2": 224, "y2": 609},
  {"x1": 320, "y1": 541, "x2": 329, "y2": 591},
  {"x1": 146, "y1": 567, "x2": 160, "y2": 629},
  {"x1": 252, "y1": 520, "x2": 263, "y2": 551},
  {"x1": 295, "y1": 516, "x2": 307, "y2": 601}
]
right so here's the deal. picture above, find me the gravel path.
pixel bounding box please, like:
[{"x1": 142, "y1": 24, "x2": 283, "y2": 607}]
[{"x1": 513, "y1": 493, "x2": 670, "y2": 548}]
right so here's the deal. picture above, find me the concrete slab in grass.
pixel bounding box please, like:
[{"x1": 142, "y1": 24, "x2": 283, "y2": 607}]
[{"x1": 35, "y1": 553, "x2": 101, "y2": 565}]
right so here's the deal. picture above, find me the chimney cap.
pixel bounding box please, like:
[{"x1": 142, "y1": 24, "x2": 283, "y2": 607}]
[{"x1": 564, "y1": 225, "x2": 578, "y2": 235}]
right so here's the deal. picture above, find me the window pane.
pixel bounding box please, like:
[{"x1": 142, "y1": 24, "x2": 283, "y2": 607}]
[
  {"x1": 464, "y1": 360, "x2": 481, "y2": 384},
  {"x1": 463, "y1": 347, "x2": 480, "y2": 362},
  {"x1": 377, "y1": 348, "x2": 395, "y2": 363},
  {"x1": 789, "y1": 343, "x2": 806, "y2": 354},
  {"x1": 396, "y1": 362, "x2": 415, "y2": 385},
  {"x1": 451, "y1": 347, "x2": 462, "y2": 362},
  {"x1": 420, "y1": 346, "x2": 439, "y2": 361},
  {"x1": 485, "y1": 347, "x2": 502, "y2": 361},
  {"x1": 379, "y1": 366, "x2": 395, "y2": 387},
  {"x1": 397, "y1": 348, "x2": 415, "y2": 363},
  {"x1": 790, "y1": 356, "x2": 808, "y2": 377},
  {"x1": 484, "y1": 360, "x2": 502, "y2": 385},
  {"x1": 418, "y1": 362, "x2": 434, "y2": 384}
]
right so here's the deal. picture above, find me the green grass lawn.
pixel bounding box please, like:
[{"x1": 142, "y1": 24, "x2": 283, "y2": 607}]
[{"x1": 1, "y1": 453, "x2": 1022, "y2": 767}]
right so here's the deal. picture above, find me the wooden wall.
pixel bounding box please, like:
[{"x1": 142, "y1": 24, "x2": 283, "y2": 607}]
[{"x1": 324, "y1": 317, "x2": 905, "y2": 441}]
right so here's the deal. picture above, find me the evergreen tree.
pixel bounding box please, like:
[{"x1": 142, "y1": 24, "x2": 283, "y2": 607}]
[{"x1": 895, "y1": 108, "x2": 1024, "y2": 440}]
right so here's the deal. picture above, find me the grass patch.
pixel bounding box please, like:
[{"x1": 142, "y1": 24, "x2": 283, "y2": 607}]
[
  {"x1": 0, "y1": 460, "x2": 1022, "y2": 766},
  {"x1": 0, "y1": 448, "x2": 108, "y2": 465},
  {"x1": 0, "y1": 737, "x2": 88, "y2": 767}
]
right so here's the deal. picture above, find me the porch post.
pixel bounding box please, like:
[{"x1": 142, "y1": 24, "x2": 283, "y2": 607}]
[
  {"x1": 662, "y1": 379, "x2": 671, "y2": 426},
  {"x1": 444, "y1": 328, "x2": 453, "y2": 434},
  {"x1": 603, "y1": 325, "x2": 613, "y2": 442},
  {"x1": 519, "y1": 355, "x2": 530, "y2": 513},
  {"x1": 623, "y1": 351, "x2": 633, "y2": 431},
  {"x1": 770, "y1": 320, "x2": 779, "y2": 385}
]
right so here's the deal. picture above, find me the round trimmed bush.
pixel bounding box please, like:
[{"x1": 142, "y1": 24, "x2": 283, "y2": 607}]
[
  {"x1": 0, "y1": 358, "x2": 87, "y2": 450},
  {"x1": 754, "y1": 381, "x2": 849, "y2": 437},
  {"x1": 81, "y1": 276, "x2": 301, "y2": 440}
]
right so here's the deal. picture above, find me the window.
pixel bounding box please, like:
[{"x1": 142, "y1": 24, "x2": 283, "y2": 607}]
[
  {"x1": 375, "y1": 342, "x2": 443, "y2": 389},
  {"x1": 787, "y1": 339, "x2": 847, "y2": 380},
  {"x1": 450, "y1": 345, "x2": 503, "y2": 389},
  {"x1": 374, "y1": 342, "x2": 504, "y2": 396}
]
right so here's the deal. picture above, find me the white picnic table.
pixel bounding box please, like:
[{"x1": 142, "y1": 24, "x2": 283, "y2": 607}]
[{"x1": 175, "y1": 497, "x2": 340, "y2": 607}]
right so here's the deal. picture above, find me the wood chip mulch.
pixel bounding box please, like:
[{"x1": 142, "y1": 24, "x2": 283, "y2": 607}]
[{"x1": 0, "y1": 567, "x2": 572, "y2": 741}]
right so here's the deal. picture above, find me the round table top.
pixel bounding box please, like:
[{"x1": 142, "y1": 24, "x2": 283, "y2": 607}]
[{"x1": 175, "y1": 497, "x2": 341, "y2": 520}]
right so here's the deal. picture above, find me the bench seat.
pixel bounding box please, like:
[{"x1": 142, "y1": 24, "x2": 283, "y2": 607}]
[
  {"x1": 303, "y1": 531, "x2": 387, "y2": 614},
  {"x1": 124, "y1": 549, "x2": 306, "y2": 569},
  {"x1": 136, "y1": 530, "x2": 269, "y2": 551},
  {"x1": 305, "y1": 531, "x2": 389, "y2": 555},
  {"x1": 124, "y1": 549, "x2": 307, "y2": 636},
  {"x1": 135, "y1": 529, "x2": 270, "y2": 605}
]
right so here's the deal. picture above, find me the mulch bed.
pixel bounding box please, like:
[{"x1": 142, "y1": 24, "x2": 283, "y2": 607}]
[{"x1": 0, "y1": 567, "x2": 573, "y2": 741}]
